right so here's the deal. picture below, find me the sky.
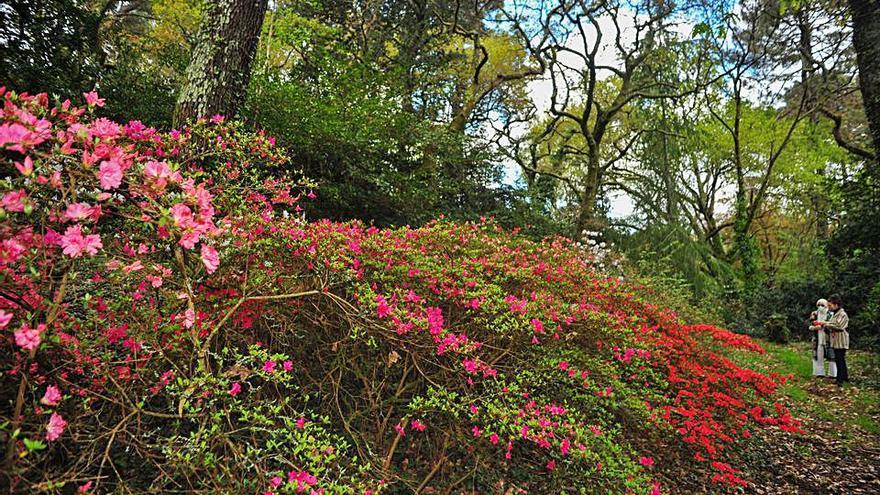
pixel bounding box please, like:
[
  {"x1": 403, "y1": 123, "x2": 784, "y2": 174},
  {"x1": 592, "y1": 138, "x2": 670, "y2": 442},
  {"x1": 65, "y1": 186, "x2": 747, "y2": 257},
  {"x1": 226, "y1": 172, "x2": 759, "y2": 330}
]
[{"x1": 495, "y1": 7, "x2": 644, "y2": 219}]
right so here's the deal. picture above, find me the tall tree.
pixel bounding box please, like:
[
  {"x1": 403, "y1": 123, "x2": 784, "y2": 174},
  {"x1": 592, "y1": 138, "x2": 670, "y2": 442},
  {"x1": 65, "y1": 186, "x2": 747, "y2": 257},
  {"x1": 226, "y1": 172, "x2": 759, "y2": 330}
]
[
  {"x1": 849, "y1": 0, "x2": 880, "y2": 166},
  {"x1": 174, "y1": 0, "x2": 269, "y2": 124}
]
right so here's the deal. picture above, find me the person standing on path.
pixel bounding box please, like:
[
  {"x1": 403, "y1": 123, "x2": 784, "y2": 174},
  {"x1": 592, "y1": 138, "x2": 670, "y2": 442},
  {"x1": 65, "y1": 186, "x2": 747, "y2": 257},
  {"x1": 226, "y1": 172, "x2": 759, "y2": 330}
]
[
  {"x1": 815, "y1": 294, "x2": 850, "y2": 386},
  {"x1": 809, "y1": 298, "x2": 837, "y2": 379}
]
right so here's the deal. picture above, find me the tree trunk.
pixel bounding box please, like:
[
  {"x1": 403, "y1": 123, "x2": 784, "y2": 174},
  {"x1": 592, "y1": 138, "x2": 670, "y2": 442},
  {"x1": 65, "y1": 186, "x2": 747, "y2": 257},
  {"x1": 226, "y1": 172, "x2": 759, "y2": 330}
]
[
  {"x1": 574, "y1": 153, "x2": 603, "y2": 239},
  {"x1": 174, "y1": 0, "x2": 269, "y2": 126},
  {"x1": 849, "y1": 0, "x2": 880, "y2": 167}
]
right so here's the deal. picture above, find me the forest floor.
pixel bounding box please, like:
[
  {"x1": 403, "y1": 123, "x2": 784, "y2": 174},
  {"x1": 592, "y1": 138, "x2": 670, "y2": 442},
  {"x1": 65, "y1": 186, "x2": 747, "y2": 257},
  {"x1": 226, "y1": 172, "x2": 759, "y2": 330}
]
[{"x1": 722, "y1": 340, "x2": 879, "y2": 494}]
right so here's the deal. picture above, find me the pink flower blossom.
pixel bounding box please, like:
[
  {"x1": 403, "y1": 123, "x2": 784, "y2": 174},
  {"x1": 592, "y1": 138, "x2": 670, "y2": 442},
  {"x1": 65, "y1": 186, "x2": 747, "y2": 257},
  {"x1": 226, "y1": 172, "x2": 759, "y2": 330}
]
[
  {"x1": 15, "y1": 156, "x2": 33, "y2": 176},
  {"x1": 531, "y1": 318, "x2": 545, "y2": 334},
  {"x1": 45, "y1": 412, "x2": 67, "y2": 441},
  {"x1": 2, "y1": 189, "x2": 27, "y2": 212},
  {"x1": 41, "y1": 385, "x2": 62, "y2": 406},
  {"x1": 97, "y1": 159, "x2": 123, "y2": 189},
  {"x1": 83, "y1": 91, "x2": 105, "y2": 107},
  {"x1": 295, "y1": 417, "x2": 307, "y2": 428},
  {"x1": 14, "y1": 323, "x2": 43, "y2": 350},
  {"x1": 182, "y1": 308, "x2": 196, "y2": 329},
  {"x1": 60, "y1": 225, "x2": 102, "y2": 257},
  {"x1": 229, "y1": 383, "x2": 242, "y2": 396},
  {"x1": 283, "y1": 360, "x2": 293, "y2": 372},
  {"x1": 394, "y1": 423, "x2": 405, "y2": 436},
  {"x1": 561, "y1": 437, "x2": 570, "y2": 455},
  {"x1": 64, "y1": 202, "x2": 96, "y2": 222},
  {"x1": 426, "y1": 306, "x2": 444, "y2": 335},
  {"x1": 78, "y1": 481, "x2": 93, "y2": 493},
  {"x1": 489, "y1": 433, "x2": 499, "y2": 445},
  {"x1": 640, "y1": 456, "x2": 654, "y2": 466},
  {"x1": 471, "y1": 426, "x2": 481, "y2": 437},
  {"x1": 270, "y1": 477, "x2": 283, "y2": 488},
  {"x1": 375, "y1": 295, "x2": 392, "y2": 318},
  {"x1": 410, "y1": 419, "x2": 426, "y2": 431},
  {"x1": 0, "y1": 310, "x2": 12, "y2": 328},
  {"x1": 171, "y1": 203, "x2": 194, "y2": 227},
  {"x1": 200, "y1": 244, "x2": 220, "y2": 274},
  {"x1": 263, "y1": 360, "x2": 277, "y2": 373}
]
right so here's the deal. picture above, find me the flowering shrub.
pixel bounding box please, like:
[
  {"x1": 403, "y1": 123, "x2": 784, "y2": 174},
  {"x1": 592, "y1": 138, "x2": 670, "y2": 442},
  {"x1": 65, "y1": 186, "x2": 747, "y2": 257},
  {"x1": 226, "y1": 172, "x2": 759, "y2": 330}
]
[{"x1": 1, "y1": 91, "x2": 798, "y2": 494}]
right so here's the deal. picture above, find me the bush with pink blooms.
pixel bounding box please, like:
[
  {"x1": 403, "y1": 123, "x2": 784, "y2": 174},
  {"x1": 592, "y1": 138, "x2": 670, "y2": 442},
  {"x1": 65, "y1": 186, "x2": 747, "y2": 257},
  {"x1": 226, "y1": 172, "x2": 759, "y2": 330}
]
[{"x1": 1, "y1": 90, "x2": 799, "y2": 494}]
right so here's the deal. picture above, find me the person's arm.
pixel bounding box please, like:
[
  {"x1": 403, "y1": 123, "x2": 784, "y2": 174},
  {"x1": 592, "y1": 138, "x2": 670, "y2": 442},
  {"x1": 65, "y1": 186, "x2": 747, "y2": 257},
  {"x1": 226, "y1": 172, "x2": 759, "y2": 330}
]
[{"x1": 823, "y1": 311, "x2": 848, "y2": 333}]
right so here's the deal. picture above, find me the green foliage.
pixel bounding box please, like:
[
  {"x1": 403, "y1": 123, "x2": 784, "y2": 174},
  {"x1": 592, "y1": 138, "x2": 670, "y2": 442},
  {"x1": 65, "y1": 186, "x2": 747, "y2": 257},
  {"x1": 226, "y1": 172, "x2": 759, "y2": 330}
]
[{"x1": 0, "y1": 0, "x2": 103, "y2": 95}]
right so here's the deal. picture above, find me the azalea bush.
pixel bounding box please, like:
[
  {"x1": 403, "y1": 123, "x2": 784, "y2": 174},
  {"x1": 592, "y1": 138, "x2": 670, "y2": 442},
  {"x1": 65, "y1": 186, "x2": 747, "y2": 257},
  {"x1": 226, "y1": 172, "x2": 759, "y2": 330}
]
[{"x1": 1, "y1": 91, "x2": 799, "y2": 494}]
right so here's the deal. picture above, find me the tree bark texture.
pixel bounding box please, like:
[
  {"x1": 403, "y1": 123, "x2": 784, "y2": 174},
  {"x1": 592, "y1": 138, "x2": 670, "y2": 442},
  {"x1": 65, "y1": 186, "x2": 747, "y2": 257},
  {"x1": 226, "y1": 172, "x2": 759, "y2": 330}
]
[
  {"x1": 174, "y1": 0, "x2": 268, "y2": 125},
  {"x1": 850, "y1": 0, "x2": 880, "y2": 167}
]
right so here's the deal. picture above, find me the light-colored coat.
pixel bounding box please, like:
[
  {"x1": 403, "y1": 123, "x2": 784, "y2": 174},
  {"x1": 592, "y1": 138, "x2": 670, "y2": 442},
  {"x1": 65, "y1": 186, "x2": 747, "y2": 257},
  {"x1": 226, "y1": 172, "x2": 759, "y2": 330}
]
[{"x1": 825, "y1": 308, "x2": 850, "y2": 350}]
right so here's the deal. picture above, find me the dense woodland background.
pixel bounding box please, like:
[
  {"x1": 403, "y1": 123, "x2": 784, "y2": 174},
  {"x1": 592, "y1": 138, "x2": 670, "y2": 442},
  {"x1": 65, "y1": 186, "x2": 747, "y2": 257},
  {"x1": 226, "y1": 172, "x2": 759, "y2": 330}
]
[{"x1": 1, "y1": 0, "x2": 878, "y2": 345}]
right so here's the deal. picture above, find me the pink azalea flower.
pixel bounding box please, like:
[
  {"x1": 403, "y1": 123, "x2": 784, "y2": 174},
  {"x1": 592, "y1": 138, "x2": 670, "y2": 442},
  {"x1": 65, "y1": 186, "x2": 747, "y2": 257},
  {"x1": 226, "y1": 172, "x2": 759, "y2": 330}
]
[
  {"x1": 171, "y1": 203, "x2": 194, "y2": 227},
  {"x1": 41, "y1": 385, "x2": 62, "y2": 406},
  {"x1": 394, "y1": 423, "x2": 405, "y2": 436},
  {"x1": 561, "y1": 437, "x2": 570, "y2": 456},
  {"x1": 295, "y1": 417, "x2": 306, "y2": 428},
  {"x1": 640, "y1": 456, "x2": 654, "y2": 467},
  {"x1": 14, "y1": 156, "x2": 33, "y2": 176},
  {"x1": 650, "y1": 481, "x2": 661, "y2": 495},
  {"x1": 410, "y1": 419, "x2": 426, "y2": 431},
  {"x1": 14, "y1": 323, "x2": 43, "y2": 350},
  {"x1": 531, "y1": 318, "x2": 545, "y2": 334},
  {"x1": 263, "y1": 360, "x2": 277, "y2": 373},
  {"x1": 471, "y1": 426, "x2": 481, "y2": 437},
  {"x1": 269, "y1": 477, "x2": 282, "y2": 488},
  {"x1": 78, "y1": 481, "x2": 93, "y2": 493},
  {"x1": 83, "y1": 90, "x2": 105, "y2": 107},
  {"x1": 0, "y1": 122, "x2": 29, "y2": 148},
  {"x1": 64, "y1": 202, "x2": 95, "y2": 222},
  {"x1": 60, "y1": 225, "x2": 102, "y2": 257},
  {"x1": 179, "y1": 231, "x2": 200, "y2": 249},
  {"x1": 0, "y1": 310, "x2": 12, "y2": 328},
  {"x1": 375, "y1": 295, "x2": 392, "y2": 318},
  {"x1": 229, "y1": 382, "x2": 241, "y2": 396},
  {"x1": 182, "y1": 308, "x2": 196, "y2": 329},
  {"x1": 200, "y1": 244, "x2": 220, "y2": 274},
  {"x1": 546, "y1": 460, "x2": 556, "y2": 471},
  {"x1": 97, "y1": 159, "x2": 123, "y2": 189},
  {"x1": 45, "y1": 412, "x2": 67, "y2": 441},
  {"x1": 2, "y1": 189, "x2": 27, "y2": 212},
  {"x1": 282, "y1": 360, "x2": 293, "y2": 372},
  {"x1": 489, "y1": 433, "x2": 499, "y2": 445}
]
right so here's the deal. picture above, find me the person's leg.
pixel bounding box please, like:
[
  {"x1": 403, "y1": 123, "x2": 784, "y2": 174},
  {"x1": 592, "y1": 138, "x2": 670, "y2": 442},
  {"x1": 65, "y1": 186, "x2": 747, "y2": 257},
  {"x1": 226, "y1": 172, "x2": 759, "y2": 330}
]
[
  {"x1": 827, "y1": 355, "x2": 837, "y2": 378},
  {"x1": 834, "y1": 349, "x2": 848, "y2": 384},
  {"x1": 812, "y1": 347, "x2": 825, "y2": 377}
]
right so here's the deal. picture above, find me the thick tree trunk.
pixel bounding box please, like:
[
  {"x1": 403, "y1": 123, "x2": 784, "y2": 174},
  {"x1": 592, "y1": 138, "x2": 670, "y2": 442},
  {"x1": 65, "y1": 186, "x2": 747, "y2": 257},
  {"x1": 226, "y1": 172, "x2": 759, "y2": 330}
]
[
  {"x1": 174, "y1": 0, "x2": 269, "y2": 125},
  {"x1": 850, "y1": 0, "x2": 880, "y2": 167},
  {"x1": 574, "y1": 154, "x2": 603, "y2": 240}
]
